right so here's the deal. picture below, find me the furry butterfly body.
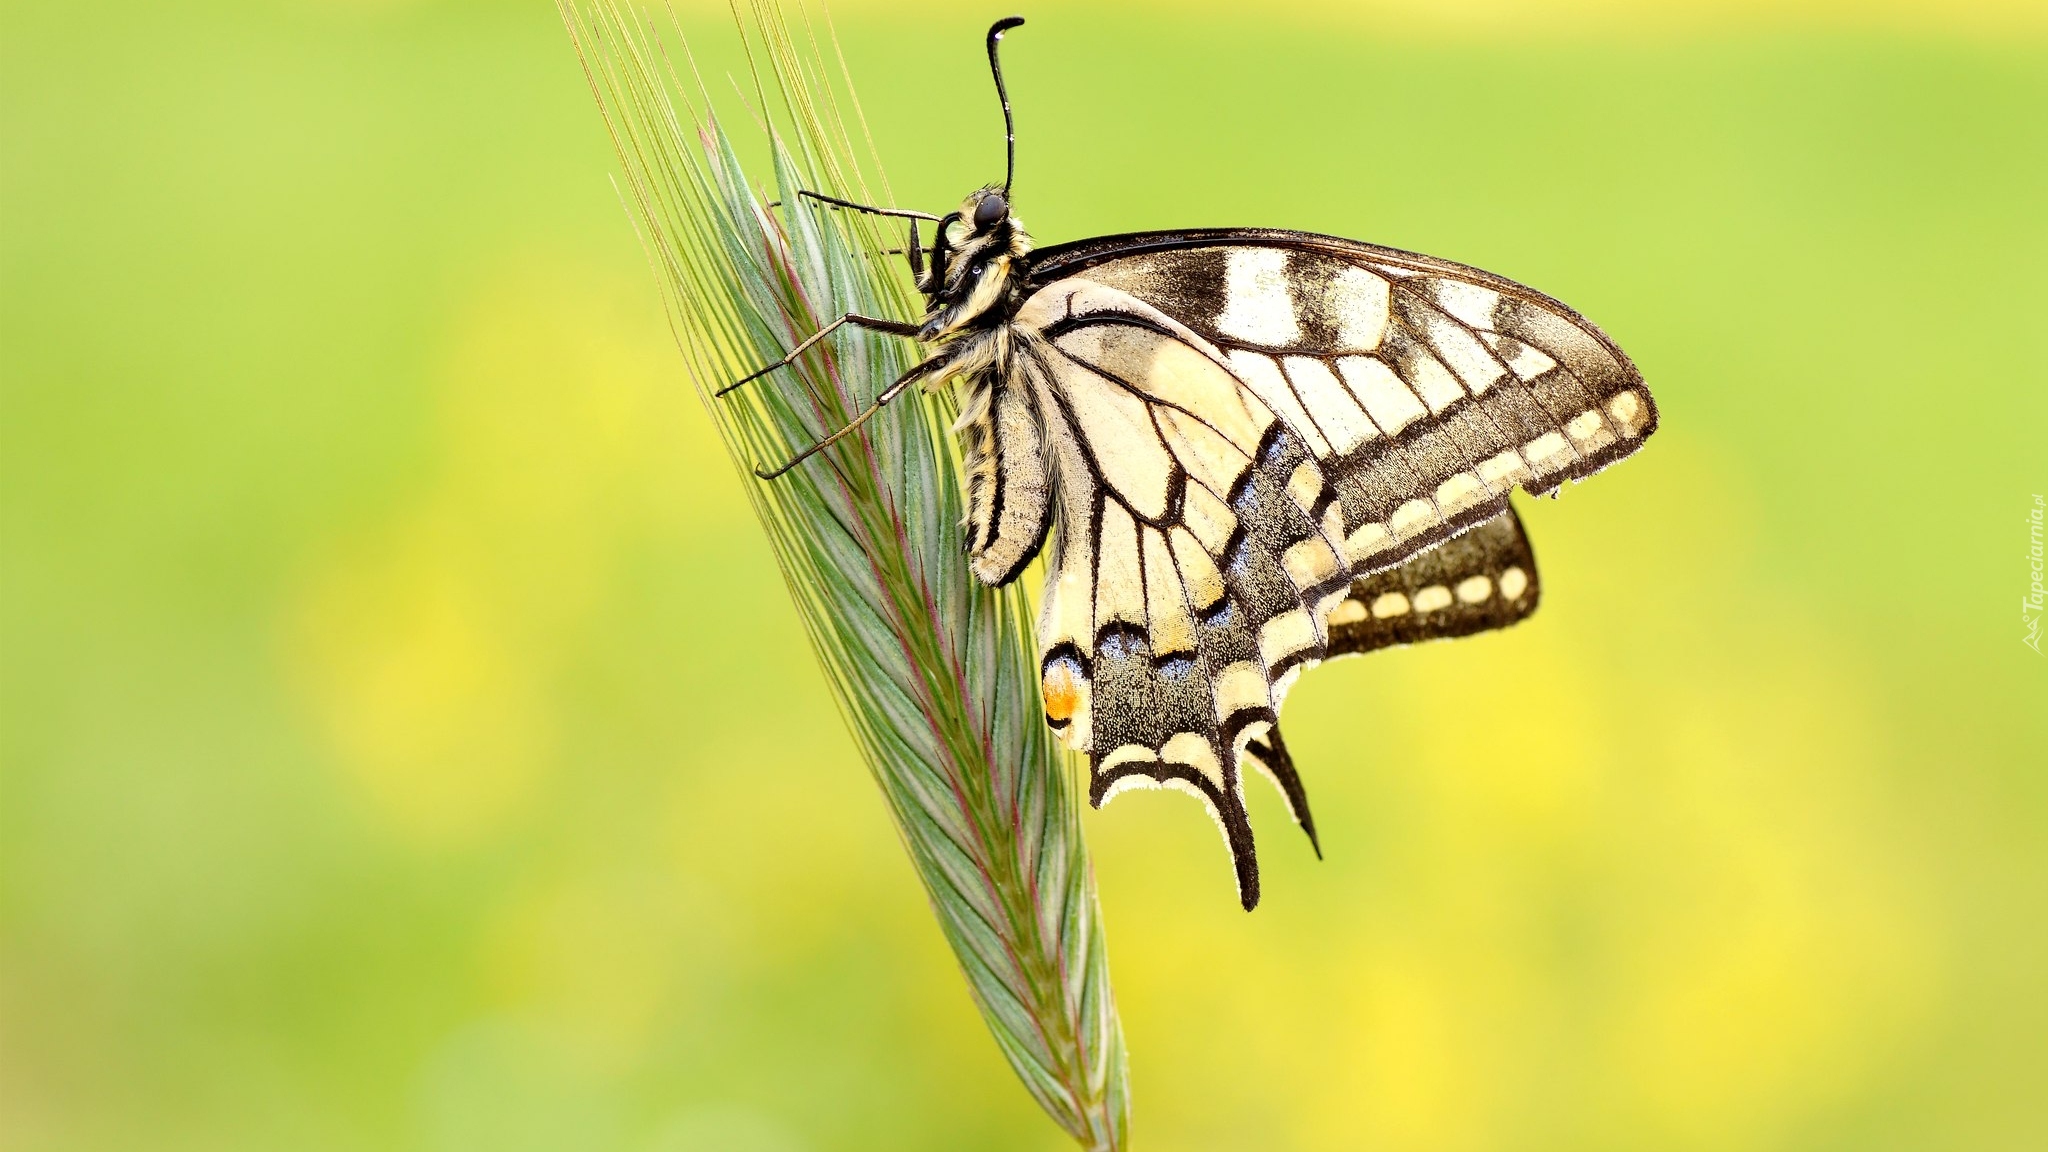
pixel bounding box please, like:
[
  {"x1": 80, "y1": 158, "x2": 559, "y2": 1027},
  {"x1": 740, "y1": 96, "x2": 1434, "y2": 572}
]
[{"x1": 737, "y1": 18, "x2": 1657, "y2": 908}]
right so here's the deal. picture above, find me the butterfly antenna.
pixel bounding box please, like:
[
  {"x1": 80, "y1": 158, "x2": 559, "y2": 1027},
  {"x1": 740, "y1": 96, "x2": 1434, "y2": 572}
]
[{"x1": 987, "y1": 16, "x2": 1025, "y2": 196}]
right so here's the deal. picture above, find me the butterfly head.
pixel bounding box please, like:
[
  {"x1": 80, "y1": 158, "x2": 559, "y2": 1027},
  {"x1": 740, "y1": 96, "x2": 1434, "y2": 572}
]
[
  {"x1": 918, "y1": 185, "x2": 1032, "y2": 327},
  {"x1": 914, "y1": 18, "x2": 1034, "y2": 332}
]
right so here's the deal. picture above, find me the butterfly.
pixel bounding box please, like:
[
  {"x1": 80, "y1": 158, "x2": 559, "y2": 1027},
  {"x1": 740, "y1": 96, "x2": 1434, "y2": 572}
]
[{"x1": 731, "y1": 16, "x2": 1656, "y2": 909}]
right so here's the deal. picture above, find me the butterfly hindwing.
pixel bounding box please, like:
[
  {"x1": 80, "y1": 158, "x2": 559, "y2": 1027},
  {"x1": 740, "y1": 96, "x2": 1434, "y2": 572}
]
[
  {"x1": 1324, "y1": 502, "x2": 1541, "y2": 657},
  {"x1": 1019, "y1": 280, "x2": 1352, "y2": 909}
]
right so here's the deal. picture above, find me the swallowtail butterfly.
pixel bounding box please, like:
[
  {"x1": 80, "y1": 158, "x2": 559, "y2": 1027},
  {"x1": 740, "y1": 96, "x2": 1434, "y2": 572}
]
[{"x1": 734, "y1": 17, "x2": 1656, "y2": 908}]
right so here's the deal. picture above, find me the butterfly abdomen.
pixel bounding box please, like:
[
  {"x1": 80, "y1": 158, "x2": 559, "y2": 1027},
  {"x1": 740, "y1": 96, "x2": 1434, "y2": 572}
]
[{"x1": 956, "y1": 334, "x2": 1054, "y2": 588}]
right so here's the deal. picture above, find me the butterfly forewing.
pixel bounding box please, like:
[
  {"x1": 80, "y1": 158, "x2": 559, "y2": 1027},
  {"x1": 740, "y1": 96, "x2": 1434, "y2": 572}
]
[{"x1": 1029, "y1": 230, "x2": 1655, "y2": 575}]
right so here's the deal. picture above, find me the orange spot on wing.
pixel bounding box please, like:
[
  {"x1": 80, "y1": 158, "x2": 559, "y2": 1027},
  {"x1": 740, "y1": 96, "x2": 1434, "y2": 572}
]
[{"x1": 1042, "y1": 662, "x2": 1080, "y2": 722}]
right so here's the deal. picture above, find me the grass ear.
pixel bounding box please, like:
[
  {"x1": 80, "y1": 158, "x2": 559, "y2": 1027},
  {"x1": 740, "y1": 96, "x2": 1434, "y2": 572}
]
[{"x1": 559, "y1": 3, "x2": 1129, "y2": 1147}]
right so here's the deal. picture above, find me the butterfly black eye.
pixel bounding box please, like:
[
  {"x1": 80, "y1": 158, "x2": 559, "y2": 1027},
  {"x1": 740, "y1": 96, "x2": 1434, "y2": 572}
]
[{"x1": 973, "y1": 194, "x2": 1007, "y2": 230}]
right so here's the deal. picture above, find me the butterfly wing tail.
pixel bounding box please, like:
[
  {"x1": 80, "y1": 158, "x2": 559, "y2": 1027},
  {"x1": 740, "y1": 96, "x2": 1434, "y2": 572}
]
[{"x1": 1243, "y1": 724, "x2": 1319, "y2": 859}]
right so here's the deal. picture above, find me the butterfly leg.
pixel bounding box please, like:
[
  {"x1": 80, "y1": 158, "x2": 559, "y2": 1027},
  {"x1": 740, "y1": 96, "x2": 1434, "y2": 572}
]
[
  {"x1": 855, "y1": 220, "x2": 927, "y2": 279},
  {"x1": 795, "y1": 189, "x2": 942, "y2": 222},
  {"x1": 719, "y1": 312, "x2": 923, "y2": 397},
  {"x1": 772, "y1": 195, "x2": 932, "y2": 282},
  {"x1": 905, "y1": 217, "x2": 925, "y2": 282},
  {"x1": 753, "y1": 354, "x2": 947, "y2": 480}
]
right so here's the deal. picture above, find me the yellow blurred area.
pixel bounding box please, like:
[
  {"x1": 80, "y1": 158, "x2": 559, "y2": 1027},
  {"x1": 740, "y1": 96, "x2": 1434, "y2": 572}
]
[
  {"x1": 1089, "y1": 437, "x2": 1947, "y2": 1149},
  {"x1": 802, "y1": 0, "x2": 2048, "y2": 37},
  {"x1": 287, "y1": 257, "x2": 724, "y2": 845},
  {"x1": 3, "y1": 1, "x2": 2043, "y2": 1150}
]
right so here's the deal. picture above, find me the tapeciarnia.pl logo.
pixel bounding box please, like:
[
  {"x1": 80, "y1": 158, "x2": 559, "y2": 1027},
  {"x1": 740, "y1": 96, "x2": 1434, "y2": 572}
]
[{"x1": 2026, "y1": 494, "x2": 2044, "y2": 655}]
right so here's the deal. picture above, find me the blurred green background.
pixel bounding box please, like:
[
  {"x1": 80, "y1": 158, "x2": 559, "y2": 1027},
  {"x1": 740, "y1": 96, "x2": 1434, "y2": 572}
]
[{"x1": 4, "y1": 1, "x2": 2045, "y2": 1149}]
